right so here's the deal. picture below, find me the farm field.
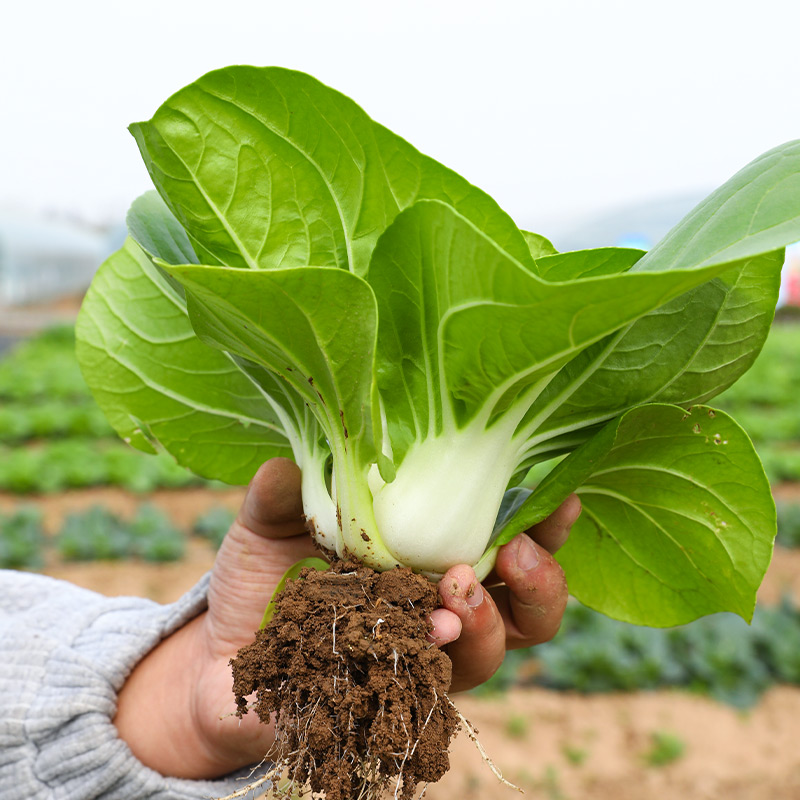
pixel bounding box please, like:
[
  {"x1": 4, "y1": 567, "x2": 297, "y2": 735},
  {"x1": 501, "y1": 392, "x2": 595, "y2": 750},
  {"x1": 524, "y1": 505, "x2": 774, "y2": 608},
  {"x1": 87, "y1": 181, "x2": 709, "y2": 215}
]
[
  {"x1": 1, "y1": 317, "x2": 799, "y2": 799},
  {"x1": 3, "y1": 483, "x2": 798, "y2": 800}
]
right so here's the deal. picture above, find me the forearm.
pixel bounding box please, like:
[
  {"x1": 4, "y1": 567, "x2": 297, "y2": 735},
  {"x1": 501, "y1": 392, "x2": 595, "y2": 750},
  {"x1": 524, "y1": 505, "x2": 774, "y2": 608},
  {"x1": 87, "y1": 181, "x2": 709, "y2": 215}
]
[
  {"x1": 0, "y1": 570, "x2": 254, "y2": 799},
  {"x1": 114, "y1": 612, "x2": 276, "y2": 779}
]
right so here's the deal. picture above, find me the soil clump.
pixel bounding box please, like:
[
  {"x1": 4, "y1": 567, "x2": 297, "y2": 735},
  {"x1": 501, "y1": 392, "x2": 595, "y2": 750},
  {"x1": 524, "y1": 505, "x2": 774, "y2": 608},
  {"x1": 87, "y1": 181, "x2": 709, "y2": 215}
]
[{"x1": 230, "y1": 560, "x2": 460, "y2": 800}]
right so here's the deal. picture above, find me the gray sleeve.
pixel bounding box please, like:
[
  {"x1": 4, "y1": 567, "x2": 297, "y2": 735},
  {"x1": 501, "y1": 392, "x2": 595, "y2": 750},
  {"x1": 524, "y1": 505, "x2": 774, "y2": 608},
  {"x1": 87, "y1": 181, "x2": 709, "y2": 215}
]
[{"x1": 0, "y1": 570, "x2": 258, "y2": 800}]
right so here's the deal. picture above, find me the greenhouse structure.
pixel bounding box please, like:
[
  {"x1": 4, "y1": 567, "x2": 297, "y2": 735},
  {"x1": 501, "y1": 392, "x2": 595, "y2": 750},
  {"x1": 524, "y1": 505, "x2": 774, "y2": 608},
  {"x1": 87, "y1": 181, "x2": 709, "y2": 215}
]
[{"x1": 0, "y1": 214, "x2": 110, "y2": 307}]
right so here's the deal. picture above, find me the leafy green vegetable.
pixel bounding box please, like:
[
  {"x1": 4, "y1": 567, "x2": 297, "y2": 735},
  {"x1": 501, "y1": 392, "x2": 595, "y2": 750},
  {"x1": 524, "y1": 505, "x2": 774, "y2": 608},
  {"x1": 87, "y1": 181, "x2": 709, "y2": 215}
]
[
  {"x1": 193, "y1": 506, "x2": 236, "y2": 548},
  {"x1": 0, "y1": 506, "x2": 45, "y2": 569},
  {"x1": 0, "y1": 439, "x2": 206, "y2": 494},
  {"x1": 56, "y1": 506, "x2": 130, "y2": 561},
  {"x1": 0, "y1": 325, "x2": 90, "y2": 401},
  {"x1": 54, "y1": 505, "x2": 187, "y2": 562},
  {"x1": 76, "y1": 65, "x2": 800, "y2": 626},
  {"x1": 127, "y1": 504, "x2": 185, "y2": 562}
]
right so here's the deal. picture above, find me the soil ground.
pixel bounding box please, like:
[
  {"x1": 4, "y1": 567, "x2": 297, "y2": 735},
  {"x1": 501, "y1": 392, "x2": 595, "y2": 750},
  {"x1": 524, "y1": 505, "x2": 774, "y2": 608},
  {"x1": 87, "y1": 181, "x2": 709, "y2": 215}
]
[
  {"x1": 3, "y1": 484, "x2": 800, "y2": 799},
  {"x1": 428, "y1": 685, "x2": 800, "y2": 800}
]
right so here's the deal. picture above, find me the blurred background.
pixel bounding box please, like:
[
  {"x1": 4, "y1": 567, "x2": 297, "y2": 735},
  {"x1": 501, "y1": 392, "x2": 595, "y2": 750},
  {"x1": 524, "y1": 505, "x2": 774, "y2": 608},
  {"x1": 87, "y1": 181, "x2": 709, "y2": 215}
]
[{"x1": 2, "y1": 1, "x2": 800, "y2": 797}]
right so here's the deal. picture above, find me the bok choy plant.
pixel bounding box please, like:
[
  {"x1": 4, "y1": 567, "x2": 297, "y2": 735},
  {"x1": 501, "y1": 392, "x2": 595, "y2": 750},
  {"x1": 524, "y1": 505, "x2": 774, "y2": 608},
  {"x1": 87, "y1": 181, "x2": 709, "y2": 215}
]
[{"x1": 76, "y1": 65, "x2": 800, "y2": 627}]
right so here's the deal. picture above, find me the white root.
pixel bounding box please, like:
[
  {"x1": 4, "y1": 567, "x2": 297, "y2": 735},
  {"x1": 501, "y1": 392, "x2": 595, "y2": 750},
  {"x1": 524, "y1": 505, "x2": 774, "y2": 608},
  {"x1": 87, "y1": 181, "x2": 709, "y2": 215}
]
[
  {"x1": 448, "y1": 698, "x2": 523, "y2": 793},
  {"x1": 216, "y1": 771, "x2": 272, "y2": 799},
  {"x1": 218, "y1": 696, "x2": 519, "y2": 800}
]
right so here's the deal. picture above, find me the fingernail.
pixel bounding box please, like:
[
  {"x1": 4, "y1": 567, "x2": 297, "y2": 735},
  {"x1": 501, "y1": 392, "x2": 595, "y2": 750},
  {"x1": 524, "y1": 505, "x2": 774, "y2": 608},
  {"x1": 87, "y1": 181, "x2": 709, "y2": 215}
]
[
  {"x1": 516, "y1": 534, "x2": 540, "y2": 571},
  {"x1": 465, "y1": 581, "x2": 484, "y2": 607},
  {"x1": 453, "y1": 571, "x2": 483, "y2": 608}
]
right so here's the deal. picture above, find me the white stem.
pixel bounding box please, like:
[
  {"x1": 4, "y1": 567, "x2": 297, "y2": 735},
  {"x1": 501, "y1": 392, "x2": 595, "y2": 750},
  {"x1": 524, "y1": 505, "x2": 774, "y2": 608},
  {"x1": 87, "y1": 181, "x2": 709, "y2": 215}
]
[{"x1": 370, "y1": 416, "x2": 521, "y2": 576}]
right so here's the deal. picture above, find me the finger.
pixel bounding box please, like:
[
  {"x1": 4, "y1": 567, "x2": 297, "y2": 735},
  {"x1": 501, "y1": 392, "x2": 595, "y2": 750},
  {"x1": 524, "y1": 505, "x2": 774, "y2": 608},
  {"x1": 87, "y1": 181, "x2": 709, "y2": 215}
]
[
  {"x1": 236, "y1": 458, "x2": 306, "y2": 540},
  {"x1": 491, "y1": 533, "x2": 569, "y2": 648},
  {"x1": 427, "y1": 608, "x2": 462, "y2": 646},
  {"x1": 527, "y1": 493, "x2": 581, "y2": 554},
  {"x1": 437, "y1": 564, "x2": 506, "y2": 692}
]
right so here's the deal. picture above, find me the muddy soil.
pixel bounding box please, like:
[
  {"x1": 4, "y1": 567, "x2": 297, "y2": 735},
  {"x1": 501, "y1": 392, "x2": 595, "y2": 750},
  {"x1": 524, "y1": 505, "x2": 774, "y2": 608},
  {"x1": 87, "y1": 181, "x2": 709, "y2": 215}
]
[{"x1": 231, "y1": 560, "x2": 458, "y2": 800}]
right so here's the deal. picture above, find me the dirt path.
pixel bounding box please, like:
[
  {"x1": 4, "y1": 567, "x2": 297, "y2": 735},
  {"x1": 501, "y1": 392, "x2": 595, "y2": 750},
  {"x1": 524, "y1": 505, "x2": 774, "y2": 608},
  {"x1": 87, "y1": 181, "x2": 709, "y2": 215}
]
[
  {"x1": 0, "y1": 485, "x2": 247, "y2": 533},
  {"x1": 426, "y1": 685, "x2": 800, "y2": 800}
]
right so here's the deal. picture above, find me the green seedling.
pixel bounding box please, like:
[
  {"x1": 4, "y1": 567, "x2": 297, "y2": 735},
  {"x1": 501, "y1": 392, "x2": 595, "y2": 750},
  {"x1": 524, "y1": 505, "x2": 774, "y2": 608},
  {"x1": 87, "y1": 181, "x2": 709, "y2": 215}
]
[{"x1": 644, "y1": 730, "x2": 686, "y2": 766}]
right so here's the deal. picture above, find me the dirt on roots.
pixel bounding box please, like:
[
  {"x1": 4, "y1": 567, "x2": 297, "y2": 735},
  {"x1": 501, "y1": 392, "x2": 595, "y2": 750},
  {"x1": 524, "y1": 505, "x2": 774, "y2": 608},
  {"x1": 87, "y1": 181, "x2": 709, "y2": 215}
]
[{"x1": 230, "y1": 560, "x2": 460, "y2": 800}]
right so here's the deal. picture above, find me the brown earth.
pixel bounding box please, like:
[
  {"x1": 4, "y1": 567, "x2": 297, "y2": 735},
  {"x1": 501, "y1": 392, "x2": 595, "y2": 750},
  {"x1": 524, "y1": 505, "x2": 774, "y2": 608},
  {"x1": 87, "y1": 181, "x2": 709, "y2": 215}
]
[
  {"x1": 428, "y1": 685, "x2": 800, "y2": 800},
  {"x1": 231, "y1": 560, "x2": 457, "y2": 800},
  {"x1": 3, "y1": 485, "x2": 800, "y2": 799}
]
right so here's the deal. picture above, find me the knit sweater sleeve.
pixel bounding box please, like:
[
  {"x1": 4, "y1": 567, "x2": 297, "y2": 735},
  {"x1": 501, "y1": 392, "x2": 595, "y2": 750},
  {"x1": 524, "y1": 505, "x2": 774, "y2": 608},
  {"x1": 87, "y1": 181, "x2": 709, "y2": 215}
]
[{"x1": 0, "y1": 570, "x2": 256, "y2": 800}]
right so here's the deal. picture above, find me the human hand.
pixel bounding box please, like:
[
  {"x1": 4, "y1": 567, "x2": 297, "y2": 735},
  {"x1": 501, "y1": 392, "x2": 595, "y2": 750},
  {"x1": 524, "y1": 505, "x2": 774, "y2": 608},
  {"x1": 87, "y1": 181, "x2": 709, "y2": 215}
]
[
  {"x1": 431, "y1": 496, "x2": 580, "y2": 692},
  {"x1": 114, "y1": 458, "x2": 578, "y2": 778},
  {"x1": 114, "y1": 458, "x2": 317, "y2": 779}
]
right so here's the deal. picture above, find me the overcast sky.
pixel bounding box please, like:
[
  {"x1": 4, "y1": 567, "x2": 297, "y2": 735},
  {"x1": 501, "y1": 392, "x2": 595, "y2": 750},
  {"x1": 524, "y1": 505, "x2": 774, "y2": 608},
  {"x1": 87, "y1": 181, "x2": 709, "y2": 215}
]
[{"x1": 3, "y1": 0, "x2": 799, "y2": 241}]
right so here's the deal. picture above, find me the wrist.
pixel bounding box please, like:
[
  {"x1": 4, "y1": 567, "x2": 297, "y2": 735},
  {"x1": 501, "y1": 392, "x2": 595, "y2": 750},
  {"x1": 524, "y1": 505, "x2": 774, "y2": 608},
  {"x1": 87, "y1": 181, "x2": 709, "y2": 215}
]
[
  {"x1": 114, "y1": 614, "x2": 226, "y2": 778},
  {"x1": 115, "y1": 611, "x2": 275, "y2": 779}
]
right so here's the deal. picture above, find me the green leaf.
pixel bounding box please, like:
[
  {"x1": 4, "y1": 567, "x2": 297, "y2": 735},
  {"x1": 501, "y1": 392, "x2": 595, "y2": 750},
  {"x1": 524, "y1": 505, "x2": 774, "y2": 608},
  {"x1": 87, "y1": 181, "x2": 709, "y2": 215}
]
[
  {"x1": 260, "y1": 557, "x2": 330, "y2": 628},
  {"x1": 636, "y1": 140, "x2": 800, "y2": 272},
  {"x1": 653, "y1": 251, "x2": 783, "y2": 405},
  {"x1": 508, "y1": 404, "x2": 775, "y2": 626},
  {"x1": 130, "y1": 65, "x2": 533, "y2": 276},
  {"x1": 75, "y1": 239, "x2": 292, "y2": 484},
  {"x1": 167, "y1": 263, "x2": 379, "y2": 461},
  {"x1": 521, "y1": 229, "x2": 558, "y2": 260},
  {"x1": 127, "y1": 190, "x2": 198, "y2": 267},
  {"x1": 536, "y1": 247, "x2": 644, "y2": 280},
  {"x1": 518, "y1": 250, "x2": 783, "y2": 458}
]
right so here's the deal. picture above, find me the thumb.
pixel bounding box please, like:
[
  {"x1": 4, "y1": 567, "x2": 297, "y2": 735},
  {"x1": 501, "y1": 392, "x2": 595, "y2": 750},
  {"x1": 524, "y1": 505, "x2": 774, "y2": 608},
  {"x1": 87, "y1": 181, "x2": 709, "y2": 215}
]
[
  {"x1": 206, "y1": 458, "x2": 319, "y2": 648},
  {"x1": 236, "y1": 457, "x2": 307, "y2": 539}
]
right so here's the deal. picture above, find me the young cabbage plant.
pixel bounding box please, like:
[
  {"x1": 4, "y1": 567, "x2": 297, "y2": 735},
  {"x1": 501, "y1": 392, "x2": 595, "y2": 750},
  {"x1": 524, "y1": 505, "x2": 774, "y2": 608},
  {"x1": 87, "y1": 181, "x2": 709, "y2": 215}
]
[{"x1": 76, "y1": 65, "x2": 800, "y2": 627}]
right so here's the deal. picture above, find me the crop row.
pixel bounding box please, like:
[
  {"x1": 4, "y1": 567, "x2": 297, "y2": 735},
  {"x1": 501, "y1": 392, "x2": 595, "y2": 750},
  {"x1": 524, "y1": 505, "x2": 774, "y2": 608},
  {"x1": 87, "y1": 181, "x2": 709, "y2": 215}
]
[
  {"x1": 0, "y1": 504, "x2": 235, "y2": 568},
  {"x1": 481, "y1": 598, "x2": 800, "y2": 708},
  {"x1": 777, "y1": 501, "x2": 800, "y2": 548},
  {"x1": 0, "y1": 439, "x2": 217, "y2": 494},
  {"x1": 0, "y1": 325, "x2": 90, "y2": 402},
  {"x1": 0, "y1": 401, "x2": 112, "y2": 442}
]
